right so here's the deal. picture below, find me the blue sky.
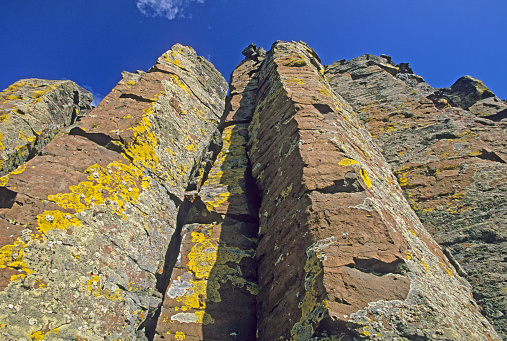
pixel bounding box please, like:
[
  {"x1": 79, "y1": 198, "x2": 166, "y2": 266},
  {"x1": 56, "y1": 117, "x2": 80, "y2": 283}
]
[{"x1": 1, "y1": 0, "x2": 506, "y2": 104}]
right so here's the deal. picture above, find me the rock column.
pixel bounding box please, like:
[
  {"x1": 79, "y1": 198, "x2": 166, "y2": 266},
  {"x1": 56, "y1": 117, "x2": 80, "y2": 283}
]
[{"x1": 247, "y1": 41, "x2": 499, "y2": 340}]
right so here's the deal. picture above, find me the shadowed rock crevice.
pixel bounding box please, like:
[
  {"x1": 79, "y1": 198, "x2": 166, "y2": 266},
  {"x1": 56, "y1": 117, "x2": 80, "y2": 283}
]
[
  {"x1": 313, "y1": 172, "x2": 364, "y2": 194},
  {"x1": 119, "y1": 93, "x2": 157, "y2": 103},
  {"x1": 0, "y1": 187, "x2": 17, "y2": 208},
  {"x1": 68, "y1": 127, "x2": 118, "y2": 150},
  {"x1": 350, "y1": 257, "x2": 408, "y2": 276},
  {"x1": 142, "y1": 195, "x2": 195, "y2": 340}
]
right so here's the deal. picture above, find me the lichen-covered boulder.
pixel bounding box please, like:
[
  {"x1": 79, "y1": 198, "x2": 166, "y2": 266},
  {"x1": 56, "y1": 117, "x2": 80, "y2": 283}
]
[{"x1": 0, "y1": 79, "x2": 92, "y2": 177}]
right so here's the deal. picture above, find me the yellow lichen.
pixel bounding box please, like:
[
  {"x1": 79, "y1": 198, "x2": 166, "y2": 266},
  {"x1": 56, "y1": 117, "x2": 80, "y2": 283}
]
[
  {"x1": 10, "y1": 163, "x2": 27, "y2": 175},
  {"x1": 48, "y1": 161, "x2": 148, "y2": 218},
  {"x1": 0, "y1": 240, "x2": 32, "y2": 281},
  {"x1": 0, "y1": 175, "x2": 8, "y2": 186},
  {"x1": 0, "y1": 132, "x2": 5, "y2": 151},
  {"x1": 280, "y1": 184, "x2": 293, "y2": 200},
  {"x1": 170, "y1": 74, "x2": 190, "y2": 95},
  {"x1": 284, "y1": 58, "x2": 307, "y2": 67},
  {"x1": 360, "y1": 169, "x2": 372, "y2": 188},
  {"x1": 188, "y1": 232, "x2": 217, "y2": 279},
  {"x1": 86, "y1": 275, "x2": 124, "y2": 301},
  {"x1": 31, "y1": 84, "x2": 59, "y2": 102},
  {"x1": 174, "y1": 331, "x2": 186, "y2": 340},
  {"x1": 338, "y1": 158, "x2": 359, "y2": 166},
  {"x1": 36, "y1": 210, "x2": 81, "y2": 235},
  {"x1": 290, "y1": 253, "x2": 327, "y2": 340},
  {"x1": 30, "y1": 327, "x2": 59, "y2": 340}
]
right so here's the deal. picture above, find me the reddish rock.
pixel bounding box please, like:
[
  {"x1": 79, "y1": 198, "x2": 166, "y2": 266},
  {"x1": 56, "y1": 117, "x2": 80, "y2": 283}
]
[
  {"x1": 0, "y1": 44, "x2": 226, "y2": 340},
  {"x1": 245, "y1": 41, "x2": 499, "y2": 340},
  {"x1": 326, "y1": 54, "x2": 507, "y2": 338}
]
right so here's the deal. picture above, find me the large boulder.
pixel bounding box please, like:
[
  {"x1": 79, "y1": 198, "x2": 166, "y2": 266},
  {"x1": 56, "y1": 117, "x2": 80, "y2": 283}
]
[{"x1": 0, "y1": 44, "x2": 227, "y2": 340}]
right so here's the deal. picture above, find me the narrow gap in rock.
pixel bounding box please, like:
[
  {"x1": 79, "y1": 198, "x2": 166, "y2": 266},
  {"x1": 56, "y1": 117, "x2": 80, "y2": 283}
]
[
  {"x1": 119, "y1": 93, "x2": 156, "y2": 103},
  {"x1": 142, "y1": 194, "x2": 194, "y2": 340},
  {"x1": 142, "y1": 130, "x2": 225, "y2": 339},
  {"x1": 69, "y1": 127, "x2": 124, "y2": 153}
]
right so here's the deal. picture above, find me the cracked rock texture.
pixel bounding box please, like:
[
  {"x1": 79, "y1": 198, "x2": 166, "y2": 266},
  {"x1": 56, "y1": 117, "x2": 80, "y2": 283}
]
[
  {"x1": 0, "y1": 79, "x2": 93, "y2": 177},
  {"x1": 0, "y1": 44, "x2": 227, "y2": 340},
  {"x1": 326, "y1": 53, "x2": 507, "y2": 339},
  {"x1": 0, "y1": 41, "x2": 504, "y2": 340},
  {"x1": 244, "y1": 41, "x2": 499, "y2": 340}
]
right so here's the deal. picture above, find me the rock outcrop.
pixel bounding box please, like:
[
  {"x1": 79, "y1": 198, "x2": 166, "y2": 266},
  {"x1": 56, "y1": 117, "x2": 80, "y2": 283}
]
[
  {"x1": 0, "y1": 44, "x2": 227, "y2": 339},
  {"x1": 0, "y1": 41, "x2": 504, "y2": 340},
  {"x1": 0, "y1": 79, "x2": 93, "y2": 177},
  {"x1": 326, "y1": 54, "x2": 507, "y2": 338}
]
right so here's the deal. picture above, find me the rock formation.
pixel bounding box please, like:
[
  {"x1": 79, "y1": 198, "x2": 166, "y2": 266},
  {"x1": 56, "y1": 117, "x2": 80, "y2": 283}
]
[
  {"x1": 325, "y1": 54, "x2": 507, "y2": 337},
  {"x1": 0, "y1": 41, "x2": 504, "y2": 340},
  {"x1": 0, "y1": 79, "x2": 93, "y2": 177}
]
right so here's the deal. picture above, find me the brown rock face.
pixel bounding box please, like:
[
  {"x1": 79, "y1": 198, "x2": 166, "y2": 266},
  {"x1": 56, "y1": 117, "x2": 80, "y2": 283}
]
[
  {"x1": 0, "y1": 79, "x2": 93, "y2": 177},
  {"x1": 326, "y1": 55, "x2": 507, "y2": 338},
  {"x1": 0, "y1": 44, "x2": 227, "y2": 339},
  {"x1": 243, "y1": 41, "x2": 499, "y2": 340},
  {"x1": 0, "y1": 42, "x2": 502, "y2": 340}
]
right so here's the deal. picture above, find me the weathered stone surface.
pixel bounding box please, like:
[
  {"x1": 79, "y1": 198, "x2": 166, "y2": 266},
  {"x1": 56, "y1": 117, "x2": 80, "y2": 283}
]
[
  {"x1": 326, "y1": 55, "x2": 507, "y2": 338},
  {"x1": 0, "y1": 79, "x2": 92, "y2": 177},
  {"x1": 246, "y1": 41, "x2": 499, "y2": 340},
  {"x1": 0, "y1": 44, "x2": 227, "y2": 339},
  {"x1": 1, "y1": 41, "x2": 504, "y2": 340},
  {"x1": 153, "y1": 48, "x2": 264, "y2": 339}
]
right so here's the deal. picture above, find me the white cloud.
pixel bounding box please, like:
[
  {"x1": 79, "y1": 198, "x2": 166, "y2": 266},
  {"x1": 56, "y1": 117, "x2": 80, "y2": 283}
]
[
  {"x1": 82, "y1": 85, "x2": 103, "y2": 107},
  {"x1": 136, "y1": 0, "x2": 205, "y2": 20}
]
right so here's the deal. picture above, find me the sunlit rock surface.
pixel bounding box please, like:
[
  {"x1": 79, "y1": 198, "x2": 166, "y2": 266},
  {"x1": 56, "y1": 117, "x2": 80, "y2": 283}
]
[
  {"x1": 0, "y1": 79, "x2": 92, "y2": 177},
  {"x1": 326, "y1": 54, "x2": 507, "y2": 338},
  {"x1": 0, "y1": 41, "x2": 504, "y2": 340}
]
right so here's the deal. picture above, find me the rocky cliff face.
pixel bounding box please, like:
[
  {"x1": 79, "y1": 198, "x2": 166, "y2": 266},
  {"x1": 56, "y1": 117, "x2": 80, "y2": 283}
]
[
  {"x1": 0, "y1": 42, "x2": 504, "y2": 340},
  {"x1": 325, "y1": 54, "x2": 507, "y2": 337}
]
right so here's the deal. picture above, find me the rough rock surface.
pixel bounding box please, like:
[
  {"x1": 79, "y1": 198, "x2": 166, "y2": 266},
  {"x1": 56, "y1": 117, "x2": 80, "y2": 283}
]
[
  {"x1": 0, "y1": 44, "x2": 227, "y2": 340},
  {"x1": 326, "y1": 54, "x2": 507, "y2": 338},
  {"x1": 0, "y1": 79, "x2": 93, "y2": 177},
  {"x1": 151, "y1": 45, "x2": 265, "y2": 341},
  {"x1": 0, "y1": 41, "x2": 504, "y2": 340},
  {"x1": 241, "y1": 41, "x2": 498, "y2": 341}
]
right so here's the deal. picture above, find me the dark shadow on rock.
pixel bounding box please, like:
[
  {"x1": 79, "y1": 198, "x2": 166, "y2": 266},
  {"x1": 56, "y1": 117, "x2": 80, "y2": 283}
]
[{"x1": 201, "y1": 62, "x2": 262, "y2": 340}]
